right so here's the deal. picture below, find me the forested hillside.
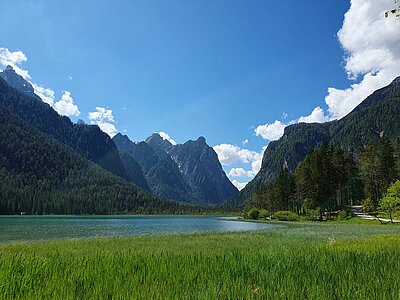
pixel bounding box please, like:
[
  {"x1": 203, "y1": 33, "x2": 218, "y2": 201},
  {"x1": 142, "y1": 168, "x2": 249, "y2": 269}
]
[
  {"x1": 0, "y1": 105, "x2": 200, "y2": 215},
  {"x1": 246, "y1": 137, "x2": 400, "y2": 218},
  {"x1": 0, "y1": 72, "x2": 127, "y2": 180},
  {"x1": 229, "y1": 77, "x2": 400, "y2": 208}
]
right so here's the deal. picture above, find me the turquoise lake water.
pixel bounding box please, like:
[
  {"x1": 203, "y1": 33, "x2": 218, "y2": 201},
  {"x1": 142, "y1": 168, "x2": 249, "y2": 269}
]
[{"x1": 0, "y1": 216, "x2": 277, "y2": 243}]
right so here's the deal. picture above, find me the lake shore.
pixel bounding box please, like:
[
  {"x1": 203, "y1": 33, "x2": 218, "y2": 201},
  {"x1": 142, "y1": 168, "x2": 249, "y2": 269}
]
[{"x1": 1, "y1": 221, "x2": 400, "y2": 299}]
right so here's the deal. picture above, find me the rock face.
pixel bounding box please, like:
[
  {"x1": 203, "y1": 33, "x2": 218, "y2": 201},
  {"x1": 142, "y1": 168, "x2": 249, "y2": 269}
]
[
  {"x1": 119, "y1": 151, "x2": 151, "y2": 191},
  {"x1": 113, "y1": 133, "x2": 238, "y2": 205},
  {"x1": 145, "y1": 133, "x2": 173, "y2": 152},
  {"x1": 168, "y1": 137, "x2": 238, "y2": 205},
  {"x1": 228, "y1": 76, "x2": 400, "y2": 208},
  {"x1": 0, "y1": 66, "x2": 40, "y2": 99}
]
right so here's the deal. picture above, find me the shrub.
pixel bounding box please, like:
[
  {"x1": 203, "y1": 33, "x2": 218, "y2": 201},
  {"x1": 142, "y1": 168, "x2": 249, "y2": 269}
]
[
  {"x1": 304, "y1": 209, "x2": 320, "y2": 221},
  {"x1": 337, "y1": 210, "x2": 350, "y2": 221},
  {"x1": 362, "y1": 198, "x2": 375, "y2": 213},
  {"x1": 272, "y1": 211, "x2": 299, "y2": 221},
  {"x1": 259, "y1": 209, "x2": 270, "y2": 219},
  {"x1": 248, "y1": 208, "x2": 260, "y2": 220}
]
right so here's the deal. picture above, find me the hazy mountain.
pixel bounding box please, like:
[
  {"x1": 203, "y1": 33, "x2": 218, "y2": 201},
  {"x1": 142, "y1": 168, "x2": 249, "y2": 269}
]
[{"x1": 228, "y1": 76, "x2": 400, "y2": 208}]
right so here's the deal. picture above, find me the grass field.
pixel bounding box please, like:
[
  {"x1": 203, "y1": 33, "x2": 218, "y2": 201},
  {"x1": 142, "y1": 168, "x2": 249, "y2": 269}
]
[{"x1": 1, "y1": 220, "x2": 400, "y2": 299}]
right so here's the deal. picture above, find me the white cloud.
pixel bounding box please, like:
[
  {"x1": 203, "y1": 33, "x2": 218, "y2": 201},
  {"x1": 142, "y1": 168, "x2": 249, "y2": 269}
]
[
  {"x1": 232, "y1": 180, "x2": 248, "y2": 191},
  {"x1": 242, "y1": 139, "x2": 249, "y2": 146},
  {"x1": 228, "y1": 168, "x2": 249, "y2": 178},
  {"x1": 255, "y1": 106, "x2": 329, "y2": 142},
  {"x1": 158, "y1": 131, "x2": 177, "y2": 145},
  {"x1": 213, "y1": 144, "x2": 262, "y2": 166},
  {"x1": 88, "y1": 107, "x2": 118, "y2": 137},
  {"x1": 255, "y1": 120, "x2": 286, "y2": 141},
  {"x1": 298, "y1": 107, "x2": 327, "y2": 123},
  {"x1": 31, "y1": 83, "x2": 55, "y2": 106},
  {"x1": 324, "y1": 0, "x2": 400, "y2": 119},
  {"x1": 0, "y1": 47, "x2": 81, "y2": 113},
  {"x1": 88, "y1": 107, "x2": 114, "y2": 122},
  {"x1": 214, "y1": 143, "x2": 263, "y2": 181},
  {"x1": 0, "y1": 47, "x2": 31, "y2": 80},
  {"x1": 96, "y1": 122, "x2": 118, "y2": 137},
  {"x1": 54, "y1": 90, "x2": 80, "y2": 117}
]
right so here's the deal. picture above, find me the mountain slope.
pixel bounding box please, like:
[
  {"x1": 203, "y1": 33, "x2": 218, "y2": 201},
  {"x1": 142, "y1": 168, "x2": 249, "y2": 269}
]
[
  {"x1": 229, "y1": 76, "x2": 400, "y2": 208},
  {"x1": 168, "y1": 137, "x2": 238, "y2": 205},
  {"x1": 113, "y1": 133, "x2": 192, "y2": 202},
  {"x1": 113, "y1": 133, "x2": 238, "y2": 205},
  {"x1": 0, "y1": 71, "x2": 127, "y2": 180},
  {"x1": 0, "y1": 104, "x2": 190, "y2": 215},
  {"x1": 119, "y1": 151, "x2": 151, "y2": 191}
]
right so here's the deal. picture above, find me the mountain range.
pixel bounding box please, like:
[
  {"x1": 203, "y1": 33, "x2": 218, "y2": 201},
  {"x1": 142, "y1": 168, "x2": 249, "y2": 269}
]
[
  {"x1": 1, "y1": 64, "x2": 400, "y2": 213},
  {"x1": 113, "y1": 133, "x2": 238, "y2": 205},
  {"x1": 0, "y1": 66, "x2": 237, "y2": 213},
  {"x1": 228, "y1": 76, "x2": 400, "y2": 208}
]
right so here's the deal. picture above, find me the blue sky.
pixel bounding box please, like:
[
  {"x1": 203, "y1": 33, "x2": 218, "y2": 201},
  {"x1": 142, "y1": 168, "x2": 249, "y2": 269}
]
[{"x1": 1, "y1": 0, "x2": 399, "y2": 189}]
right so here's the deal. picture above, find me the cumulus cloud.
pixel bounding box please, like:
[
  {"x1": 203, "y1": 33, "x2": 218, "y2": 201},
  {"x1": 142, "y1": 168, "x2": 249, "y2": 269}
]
[
  {"x1": 88, "y1": 107, "x2": 118, "y2": 137},
  {"x1": 255, "y1": 120, "x2": 286, "y2": 141},
  {"x1": 232, "y1": 180, "x2": 248, "y2": 191},
  {"x1": 325, "y1": 0, "x2": 400, "y2": 119},
  {"x1": 54, "y1": 91, "x2": 80, "y2": 117},
  {"x1": 213, "y1": 143, "x2": 263, "y2": 180},
  {"x1": 298, "y1": 107, "x2": 327, "y2": 123},
  {"x1": 213, "y1": 144, "x2": 261, "y2": 166},
  {"x1": 255, "y1": 107, "x2": 330, "y2": 142},
  {"x1": 159, "y1": 131, "x2": 177, "y2": 145},
  {"x1": 0, "y1": 47, "x2": 31, "y2": 80},
  {"x1": 228, "y1": 167, "x2": 254, "y2": 178},
  {"x1": 31, "y1": 83, "x2": 55, "y2": 106},
  {"x1": 0, "y1": 47, "x2": 80, "y2": 113}
]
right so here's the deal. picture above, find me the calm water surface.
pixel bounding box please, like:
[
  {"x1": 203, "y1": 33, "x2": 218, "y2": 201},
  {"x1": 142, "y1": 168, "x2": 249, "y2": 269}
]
[{"x1": 0, "y1": 216, "x2": 277, "y2": 243}]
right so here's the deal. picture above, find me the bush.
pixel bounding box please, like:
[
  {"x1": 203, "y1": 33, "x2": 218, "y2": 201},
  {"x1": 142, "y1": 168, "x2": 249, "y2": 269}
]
[
  {"x1": 362, "y1": 198, "x2": 375, "y2": 213},
  {"x1": 272, "y1": 211, "x2": 299, "y2": 221},
  {"x1": 259, "y1": 209, "x2": 270, "y2": 219},
  {"x1": 248, "y1": 208, "x2": 260, "y2": 220},
  {"x1": 304, "y1": 209, "x2": 320, "y2": 221},
  {"x1": 337, "y1": 210, "x2": 350, "y2": 220}
]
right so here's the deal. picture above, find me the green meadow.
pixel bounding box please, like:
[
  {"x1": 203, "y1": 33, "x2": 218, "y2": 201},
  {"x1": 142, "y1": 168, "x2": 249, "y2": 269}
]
[{"x1": 1, "y1": 221, "x2": 400, "y2": 299}]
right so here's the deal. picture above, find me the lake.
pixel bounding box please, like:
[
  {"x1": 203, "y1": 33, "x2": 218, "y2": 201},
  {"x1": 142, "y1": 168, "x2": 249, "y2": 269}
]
[{"x1": 0, "y1": 216, "x2": 277, "y2": 243}]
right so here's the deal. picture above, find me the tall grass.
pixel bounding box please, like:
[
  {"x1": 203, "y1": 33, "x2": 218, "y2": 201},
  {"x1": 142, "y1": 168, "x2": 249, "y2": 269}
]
[{"x1": 0, "y1": 222, "x2": 400, "y2": 299}]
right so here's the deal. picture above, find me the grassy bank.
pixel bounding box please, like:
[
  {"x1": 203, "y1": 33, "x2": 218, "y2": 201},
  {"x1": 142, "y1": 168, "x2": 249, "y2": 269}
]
[{"x1": 1, "y1": 222, "x2": 400, "y2": 299}]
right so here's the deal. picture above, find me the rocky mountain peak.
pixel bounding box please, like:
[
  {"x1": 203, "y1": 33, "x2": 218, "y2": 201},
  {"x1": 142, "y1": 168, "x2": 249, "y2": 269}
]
[
  {"x1": 146, "y1": 133, "x2": 173, "y2": 152},
  {"x1": 0, "y1": 65, "x2": 38, "y2": 99}
]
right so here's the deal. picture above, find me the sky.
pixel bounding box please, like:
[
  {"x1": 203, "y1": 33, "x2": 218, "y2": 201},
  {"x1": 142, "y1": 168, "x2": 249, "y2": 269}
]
[{"x1": 1, "y1": 0, "x2": 399, "y2": 190}]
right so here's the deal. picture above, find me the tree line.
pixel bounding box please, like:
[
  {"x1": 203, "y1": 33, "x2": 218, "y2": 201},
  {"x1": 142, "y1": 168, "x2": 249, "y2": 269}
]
[{"x1": 247, "y1": 137, "x2": 400, "y2": 219}]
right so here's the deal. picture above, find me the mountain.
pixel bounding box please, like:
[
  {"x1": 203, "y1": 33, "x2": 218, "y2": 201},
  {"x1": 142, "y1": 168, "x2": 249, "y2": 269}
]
[
  {"x1": 168, "y1": 137, "x2": 238, "y2": 205},
  {"x1": 119, "y1": 151, "x2": 151, "y2": 191},
  {"x1": 146, "y1": 133, "x2": 173, "y2": 152},
  {"x1": 0, "y1": 102, "x2": 193, "y2": 215},
  {"x1": 113, "y1": 133, "x2": 192, "y2": 203},
  {"x1": 113, "y1": 133, "x2": 238, "y2": 205},
  {"x1": 0, "y1": 66, "x2": 40, "y2": 100},
  {"x1": 0, "y1": 70, "x2": 127, "y2": 180},
  {"x1": 228, "y1": 76, "x2": 400, "y2": 208}
]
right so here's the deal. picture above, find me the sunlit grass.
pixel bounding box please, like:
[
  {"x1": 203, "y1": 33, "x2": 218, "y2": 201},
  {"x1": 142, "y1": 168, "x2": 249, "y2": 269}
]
[{"x1": 1, "y1": 222, "x2": 400, "y2": 299}]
